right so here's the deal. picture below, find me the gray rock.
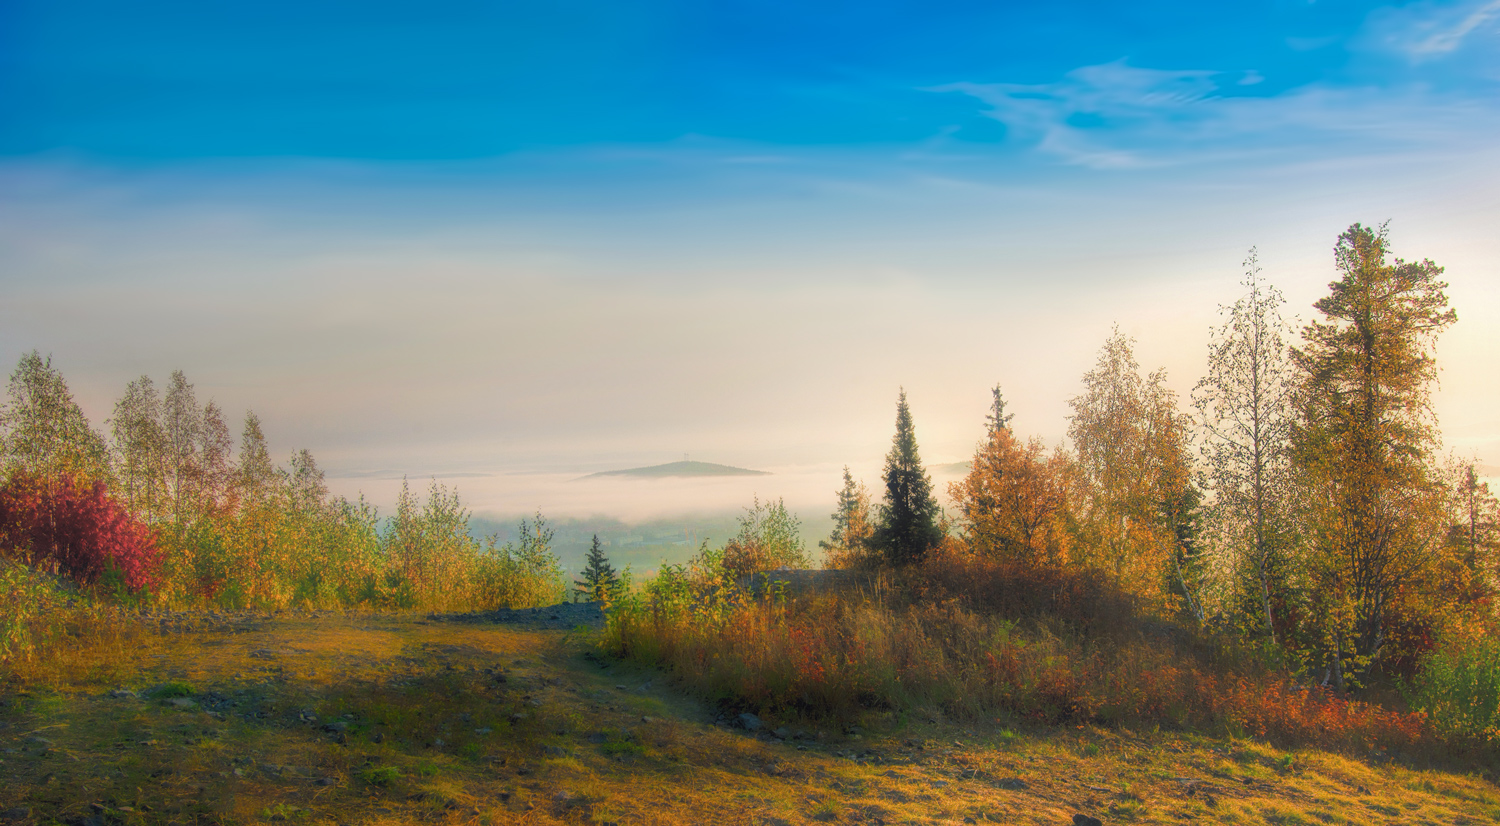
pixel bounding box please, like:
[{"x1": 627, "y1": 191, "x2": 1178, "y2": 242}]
[
  {"x1": 996, "y1": 777, "x2": 1027, "y2": 790},
  {"x1": 1072, "y1": 815, "x2": 1103, "y2": 826},
  {"x1": 738, "y1": 713, "x2": 762, "y2": 732},
  {"x1": 773, "y1": 727, "x2": 791, "y2": 739},
  {"x1": 108, "y1": 688, "x2": 137, "y2": 700},
  {"x1": 168, "y1": 697, "x2": 197, "y2": 709}
]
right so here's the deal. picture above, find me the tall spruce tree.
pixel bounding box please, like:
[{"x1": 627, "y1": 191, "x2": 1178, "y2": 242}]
[
  {"x1": 985, "y1": 384, "x2": 1014, "y2": 436},
  {"x1": 1293, "y1": 222, "x2": 1455, "y2": 691},
  {"x1": 872, "y1": 389, "x2": 944, "y2": 565},
  {"x1": 574, "y1": 534, "x2": 619, "y2": 602},
  {"x1": 819, "y1": 466, "x2": 875, "y2": 568}
]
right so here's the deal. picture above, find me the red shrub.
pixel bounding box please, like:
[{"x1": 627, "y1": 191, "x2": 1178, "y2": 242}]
[{"x1": 0, "y1": 470, "x2": 161, "y2": 592}]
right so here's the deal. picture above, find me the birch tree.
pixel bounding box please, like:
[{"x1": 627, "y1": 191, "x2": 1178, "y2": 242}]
[
  {"x1": 0, "y1": 351, "x2": 109, "y2": 480},
  {"x1": 163, "y1": 371, "x2": 203, "y2": 523},
  {"x1": 1068, "y1": 329, "x2": 1193, "y2": 608},
  {"x1": 1192, "y1": 249, "x2": 1299, "y2": 645},
  {"x1": 111, "y1": 376, "x2": 167, "y2": 517}
]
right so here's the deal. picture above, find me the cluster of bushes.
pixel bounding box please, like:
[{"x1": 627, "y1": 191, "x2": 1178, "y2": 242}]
[{"x1": 604, "y1": 546, "x2": 1438, "y2": 754}]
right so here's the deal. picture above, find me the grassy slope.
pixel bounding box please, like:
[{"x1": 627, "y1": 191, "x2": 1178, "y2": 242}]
[{"x1": 1, "y1": 614, "x2": 1495, "y2": 826}]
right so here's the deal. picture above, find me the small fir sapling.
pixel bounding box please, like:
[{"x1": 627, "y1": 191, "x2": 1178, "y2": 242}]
[{"x1": 574, "y1": 534, "x2": 619, "y2": 603}]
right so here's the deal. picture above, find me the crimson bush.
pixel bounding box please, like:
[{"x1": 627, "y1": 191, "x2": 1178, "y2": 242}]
[{"x1": 0, "y1": 470, "x2": 161, "y2": 592}]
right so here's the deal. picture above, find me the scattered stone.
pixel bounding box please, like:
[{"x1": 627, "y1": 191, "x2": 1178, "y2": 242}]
[
  {"x1": 26, "y1": 737, "x2": 53, "y2": 746},
  {"x1": 640, "y1": 716, "x2": 652, "y2": 723},
  {"x1": 317, "y1": 777, "x2": 337, "y2": 786},
  {"x1": 738, "y1": 713, "x2": 763, "y2": 732},
  {"x1": 614, "y1": 685, "x2": 627, "y2": 691},
  {"x1": 930, "y1": 780, "x2": 948, "y2": 788},
  {"x1": 773, "y1": 727, "x2": 791, "y2": 739},
  {"x1": 1072, "y1": 815, "x2": 1103, "y2": 826},
  {"x1": 474, "y1": 727, "x2": 493, "y2": 735},
  {"x1": 433, "y1": 738, "x2": 446, "y2": 748},
  {"x1": 995, "y1": 778, "x2": 1027, "y2": 790},
  {"x1": 509, "y1": 714, "x2": 527, "y2": 723},
  {"x1": 108, "y1": 689, "x2": 137, "y2": 700}
]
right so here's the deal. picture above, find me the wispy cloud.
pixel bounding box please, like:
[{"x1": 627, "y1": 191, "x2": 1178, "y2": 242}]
[
  {"x1": 930, "y1": 58, "x2": 1498, "y2": 169},
  {"x1": 929, "y1": 61, "x2": 1220, "y2": 169},
  {"x1": 1367, "y1": 0, "x2": 1500, "y2": 60}
]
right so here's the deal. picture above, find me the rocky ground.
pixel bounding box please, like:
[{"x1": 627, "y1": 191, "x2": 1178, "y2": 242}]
[{"x1": 0, "y1": 608, "x2": 1493, "y2": 825}]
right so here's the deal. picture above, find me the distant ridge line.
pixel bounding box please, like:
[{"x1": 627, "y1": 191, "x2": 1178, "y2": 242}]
[{"x1": 581, "y1": 460, "x2": 770, "y2": 479}]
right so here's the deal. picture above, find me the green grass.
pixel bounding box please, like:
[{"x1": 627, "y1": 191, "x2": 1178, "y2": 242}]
[{"x1": 1, "y1": 611, "x2": 1495, "y2": 825}]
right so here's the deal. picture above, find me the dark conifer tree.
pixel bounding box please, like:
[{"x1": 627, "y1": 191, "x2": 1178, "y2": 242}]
[
  {"x1": 873, "y1": 389, "x2": 945, "y2": 565},
  {"x1": 574, "y1": 534, "x2": 619, "y2": 602},
  {"x1": 985, "y1": 384, "x2": 1014, "y2": 436}
]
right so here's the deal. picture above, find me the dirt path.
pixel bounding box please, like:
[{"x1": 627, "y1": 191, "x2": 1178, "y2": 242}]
[{"x1": 0, "y1": 613, "x2": 1493, "y2": 825}]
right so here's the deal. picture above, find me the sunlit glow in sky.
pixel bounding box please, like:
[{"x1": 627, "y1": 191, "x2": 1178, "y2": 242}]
[{"x1": 3, "y1": 1, "x2": 1498, "y2": 521}]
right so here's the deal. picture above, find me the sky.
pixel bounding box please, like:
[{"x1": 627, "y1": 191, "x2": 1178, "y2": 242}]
[{"x1": 2, "y1": 0, "x2": 1498, "y2": 523}]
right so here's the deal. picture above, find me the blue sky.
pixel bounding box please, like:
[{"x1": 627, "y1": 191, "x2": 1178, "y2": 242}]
[
  {"x1": 5, "y1": 0, "x2": 1496, "y2": 160},
  {"x1": 2, "y1": 1, "x2": 1498, "y2": 519}
]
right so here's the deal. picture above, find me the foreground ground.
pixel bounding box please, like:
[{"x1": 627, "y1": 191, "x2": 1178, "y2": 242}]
[{"x1": 0, "y1": 610, "x2": 1494, "y2": 825}]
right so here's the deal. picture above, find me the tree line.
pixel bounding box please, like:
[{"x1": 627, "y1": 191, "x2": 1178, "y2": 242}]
[
  {"x1": 0, "y1": 360, "x2": 563, "y2": 612},
  {"x1": 820, "y1": 223, "x2": 1498, "y2": 692}
]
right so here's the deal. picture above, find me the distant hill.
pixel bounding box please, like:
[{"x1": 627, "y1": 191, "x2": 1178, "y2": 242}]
[{"x1": 582, "y1": 460, "x2": 770, "y2": 479}]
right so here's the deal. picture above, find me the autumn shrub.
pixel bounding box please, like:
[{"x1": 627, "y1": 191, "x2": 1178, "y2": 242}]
[
  {"x1": 604, "y1": 554, "x2": 1434, "y2": 756},
  {"x1": 0, "y1": 470, "x2": 161, "y2": 592}
]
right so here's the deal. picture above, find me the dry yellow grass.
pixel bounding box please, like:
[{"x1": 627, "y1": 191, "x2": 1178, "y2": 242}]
[{"x1": 1, "y1": 612, "x2": 1495, "y2": 825}]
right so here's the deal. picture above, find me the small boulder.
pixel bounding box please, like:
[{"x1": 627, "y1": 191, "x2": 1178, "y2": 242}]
[
  {"x1": 738, "y1": 713, "x2": 763, "y2": 732},
  {"x1": 1072, "y1": 815, "x2": 1103, "y2": 826}
]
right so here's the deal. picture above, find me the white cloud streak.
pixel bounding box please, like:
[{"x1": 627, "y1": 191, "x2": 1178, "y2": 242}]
[
  {"x1": 930, "y1": 58, "x2": 1499, "y2": 169},
  {"x1": 1386, "y1": 0, "x2": 1500, "y2": 58}
]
